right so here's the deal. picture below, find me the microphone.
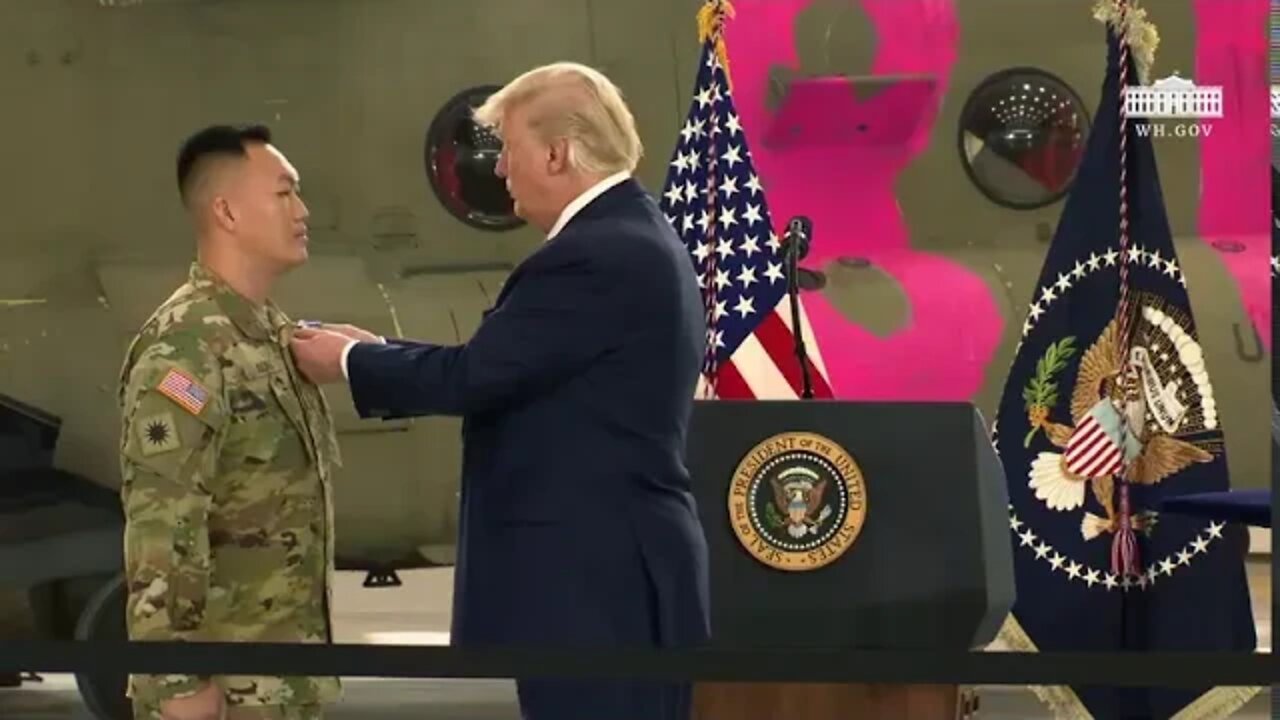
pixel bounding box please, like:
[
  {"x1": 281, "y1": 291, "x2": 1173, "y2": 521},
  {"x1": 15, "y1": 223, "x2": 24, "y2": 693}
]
[
  {"x1": 782, "y1": 216, "x2": 812, "y2": 260},
  {"x1": 781, "y1": 216, "x2": 815, "y2": 399}
]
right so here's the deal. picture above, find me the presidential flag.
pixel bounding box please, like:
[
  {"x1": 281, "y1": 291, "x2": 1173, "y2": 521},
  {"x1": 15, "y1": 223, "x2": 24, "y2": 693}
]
[
  {"x1": 657, "y1": 1, "x2": 833, "y2": 400},
  {"x1": 991, "y1": 7, "x2": 1257, "y2": 718}
]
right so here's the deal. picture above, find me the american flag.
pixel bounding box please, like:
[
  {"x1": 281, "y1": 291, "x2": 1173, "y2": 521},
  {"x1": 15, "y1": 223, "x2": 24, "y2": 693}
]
[
  {"x1": 157, "y1": 367, "x2": 210, "y2": 416},
  {"x1": 657, "y1": 39, "x2": 833, "y2": 400}
]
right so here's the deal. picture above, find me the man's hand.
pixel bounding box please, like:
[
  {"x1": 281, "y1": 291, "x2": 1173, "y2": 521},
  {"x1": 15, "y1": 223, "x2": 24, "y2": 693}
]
[
  {"x1": 159, "y1": 681, "x2": 225, "y2": 720},
  {"x1": 289, "y1": 327, "x2": 354, "y2": 384},
  {"x1": 315, "y1": 322, "x2": 381, "y2": 344}
]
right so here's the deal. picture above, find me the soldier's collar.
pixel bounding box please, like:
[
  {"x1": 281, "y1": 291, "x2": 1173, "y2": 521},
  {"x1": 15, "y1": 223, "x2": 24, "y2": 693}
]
[{"x1": 188, "y1": 262, "x2": 276, "y2": 341}]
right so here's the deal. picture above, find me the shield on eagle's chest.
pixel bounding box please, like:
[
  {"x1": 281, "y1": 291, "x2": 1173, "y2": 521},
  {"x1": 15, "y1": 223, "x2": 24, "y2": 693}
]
[{"x1": 1064, "y1": 399, "x2": 1127, "y2": 478}]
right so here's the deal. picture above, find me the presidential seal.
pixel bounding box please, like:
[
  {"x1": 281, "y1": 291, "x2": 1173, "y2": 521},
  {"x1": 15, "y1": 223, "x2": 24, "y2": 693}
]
[
  {"x1": 727, "y1": 431, "x2": 867, "y2": 572},
  {"x1": 1023, "y1": 292, "x2": 1220, "y2": 542},
  {"x1": 999, "y1": 239, "x2": 1231, "y2": 591}
]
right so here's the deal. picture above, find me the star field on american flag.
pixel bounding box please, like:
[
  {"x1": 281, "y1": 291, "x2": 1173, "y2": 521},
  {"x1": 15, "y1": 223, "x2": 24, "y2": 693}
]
[
  {"x1": 657, "y1": 46, "x2": 792, "y2": 385},
  {"x1": 660, "y1": 42, "x2": 839, "y2": 399}
]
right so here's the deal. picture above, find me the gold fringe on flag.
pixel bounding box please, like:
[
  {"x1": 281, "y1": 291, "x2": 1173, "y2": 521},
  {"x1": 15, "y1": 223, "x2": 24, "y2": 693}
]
[
  {"x1": 1091, "y1": 0, "x2": 1160, "y2": 84},
  {"x1": 696, "y1": 0, "x2": 736, "y2": 88},
  {"x1": 993, "y1": 614, "x2": 1260, "y2": 719}
]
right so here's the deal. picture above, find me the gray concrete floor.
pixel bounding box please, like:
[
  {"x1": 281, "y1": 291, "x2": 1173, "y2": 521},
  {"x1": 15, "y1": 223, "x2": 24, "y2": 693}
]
[
  {"x1": 2, "y1": 559, "x2": 1272, "y2": 719},
  {"x1": 1, "y1": 675, "x2": 1272, "y2": 719}
]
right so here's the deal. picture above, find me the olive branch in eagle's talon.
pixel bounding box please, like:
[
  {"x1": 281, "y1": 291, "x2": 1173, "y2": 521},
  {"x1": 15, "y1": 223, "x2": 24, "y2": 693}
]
[{"x1": 1023, "y1": 336, "x2": 1077, "y2": 447}]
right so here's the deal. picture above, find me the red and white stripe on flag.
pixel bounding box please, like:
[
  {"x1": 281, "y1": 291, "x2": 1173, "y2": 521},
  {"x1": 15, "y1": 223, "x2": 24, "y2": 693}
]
[
  {"x1": 1064, "y1": 412, "x2": 1126, "y2": 478},
  {"x1": 698, "y1": 294, "x2": 834, "y2": 400}
]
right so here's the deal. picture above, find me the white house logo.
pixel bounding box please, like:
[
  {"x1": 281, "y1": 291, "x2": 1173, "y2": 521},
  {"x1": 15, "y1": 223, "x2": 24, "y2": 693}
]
[{"x1": 1124, "y1": 73, "x2": 1223, "y2": 119}]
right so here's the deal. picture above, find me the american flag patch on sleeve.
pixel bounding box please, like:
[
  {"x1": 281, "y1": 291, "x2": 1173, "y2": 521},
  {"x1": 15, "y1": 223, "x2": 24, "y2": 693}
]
[{"x1": 156, "y1": 367, "x2": 210, "y2": 416}]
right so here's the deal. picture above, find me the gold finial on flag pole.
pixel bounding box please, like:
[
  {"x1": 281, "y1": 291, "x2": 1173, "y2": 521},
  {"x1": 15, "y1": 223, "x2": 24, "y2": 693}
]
[
  {"x1": 1091, "y1": 0, "x2": 1160, "y2": 84},
  {"x1": 697, "y1": 0, "x2": 736, "y2": 87}
]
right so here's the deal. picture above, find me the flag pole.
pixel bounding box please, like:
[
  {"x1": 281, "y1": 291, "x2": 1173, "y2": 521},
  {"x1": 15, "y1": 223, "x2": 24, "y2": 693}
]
[
  {"x1": 1108, "y1": 0, "x2": 1144, "y2": 583},
  {"x1": 695, "y1": 0, "x2": 735, "y2": 399},
  {"x1": 1095, "y1": 0, "x2": 1158, "y2": 583}
]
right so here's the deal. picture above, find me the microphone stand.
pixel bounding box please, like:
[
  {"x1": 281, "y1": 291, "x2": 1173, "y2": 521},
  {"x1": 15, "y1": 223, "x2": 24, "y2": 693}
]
[{"x1": 783, "y1": 218, "x2": 814, "y2": 399}]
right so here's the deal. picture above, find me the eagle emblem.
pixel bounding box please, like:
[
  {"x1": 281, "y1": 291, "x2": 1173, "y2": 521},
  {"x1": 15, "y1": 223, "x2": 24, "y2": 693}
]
[
  {"x1": 728, "y1": 431, "x2": 866, "y2": 572},
  {"x1": 1022, "y1": 300, "x2": 1218, "y2": 541},
  {"x1": 769, "y1": 467, "x2": 834, "y2": 539}
]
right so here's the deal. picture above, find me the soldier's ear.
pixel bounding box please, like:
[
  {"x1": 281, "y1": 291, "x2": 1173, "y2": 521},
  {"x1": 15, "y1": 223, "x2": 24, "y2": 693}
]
[{"x1": 210, "y1": 195, "x2": 236, "y2": 232}]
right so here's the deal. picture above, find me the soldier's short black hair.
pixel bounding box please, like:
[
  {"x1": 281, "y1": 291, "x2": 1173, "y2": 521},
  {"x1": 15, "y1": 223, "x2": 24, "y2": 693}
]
[{"x1": 175, "y1": 123, "x2": 273, "y2": 206}]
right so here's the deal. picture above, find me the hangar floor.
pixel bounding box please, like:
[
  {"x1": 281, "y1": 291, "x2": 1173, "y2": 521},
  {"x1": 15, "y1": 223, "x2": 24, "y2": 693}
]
[{"x1": 2, "y1": 559, "x2": 1271, "y2": 719}]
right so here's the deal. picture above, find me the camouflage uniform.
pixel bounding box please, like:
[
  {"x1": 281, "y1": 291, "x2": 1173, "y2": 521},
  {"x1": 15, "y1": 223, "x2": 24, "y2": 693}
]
[{"x1": 118, "y1": 262, "x2": 342, "y2": 720}]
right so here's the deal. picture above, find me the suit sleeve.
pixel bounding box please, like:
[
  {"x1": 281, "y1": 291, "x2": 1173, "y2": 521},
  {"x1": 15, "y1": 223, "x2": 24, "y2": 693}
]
[
  {"x1": 347, "y1": 247, "x2": 619, "y2": 418},
  {"x1": 118, "y1": 335, "x2": 226, "y2": 704}
]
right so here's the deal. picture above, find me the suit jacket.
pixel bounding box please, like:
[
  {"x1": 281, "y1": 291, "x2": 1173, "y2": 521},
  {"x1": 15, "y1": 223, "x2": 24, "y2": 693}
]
[{"x1": 346, "y1": 178, "x2": 711, "y2": 651}]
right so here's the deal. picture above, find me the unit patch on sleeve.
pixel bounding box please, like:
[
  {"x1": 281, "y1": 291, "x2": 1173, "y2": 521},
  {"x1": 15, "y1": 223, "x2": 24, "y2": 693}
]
[
  {"x1": 136, "y1": 411, "x2": 182, "y2": 457},
  {"x1": 156, "y1": 367, "x2": 210, "y2": 417}
]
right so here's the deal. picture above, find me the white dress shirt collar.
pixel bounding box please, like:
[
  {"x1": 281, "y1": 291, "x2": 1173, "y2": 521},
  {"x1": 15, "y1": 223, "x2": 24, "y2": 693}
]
[{"x1": 545, "y1": 171, "x2": 630, "y2": 241}]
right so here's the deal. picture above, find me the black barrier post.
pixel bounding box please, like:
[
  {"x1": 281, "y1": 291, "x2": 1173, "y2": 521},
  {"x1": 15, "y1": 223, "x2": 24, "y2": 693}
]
[{"x1": 0, "y1": 642, "x2": 1274, "y2": 687}]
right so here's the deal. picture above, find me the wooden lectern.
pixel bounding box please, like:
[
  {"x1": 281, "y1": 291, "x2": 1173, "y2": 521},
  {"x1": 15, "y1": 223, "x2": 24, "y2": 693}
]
[{"x1": 683, "y1": 400, "x2": 1014, "y2": 720}]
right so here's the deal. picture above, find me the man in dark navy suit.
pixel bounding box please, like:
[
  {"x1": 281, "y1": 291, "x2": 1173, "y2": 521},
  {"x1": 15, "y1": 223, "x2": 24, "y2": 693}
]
[{"x1": 290, "y1": 61, "x2": 711, "y2": 720}]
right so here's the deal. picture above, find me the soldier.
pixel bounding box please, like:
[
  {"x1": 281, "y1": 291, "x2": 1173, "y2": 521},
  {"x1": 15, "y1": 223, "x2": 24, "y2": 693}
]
[{"x1": 117, "y1": 123, "x2": 342, "y2": 720}]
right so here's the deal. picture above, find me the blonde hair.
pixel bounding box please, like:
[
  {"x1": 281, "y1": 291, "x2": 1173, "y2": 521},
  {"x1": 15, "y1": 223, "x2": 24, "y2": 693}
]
[{"x1": 473, "y1": 62, "x2": 643, "y2": 175}]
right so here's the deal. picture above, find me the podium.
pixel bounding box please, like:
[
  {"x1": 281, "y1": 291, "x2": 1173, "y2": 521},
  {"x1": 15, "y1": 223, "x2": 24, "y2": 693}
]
[{"x1": 685, "y1": 400, "x2": 1015, "y2": 720}]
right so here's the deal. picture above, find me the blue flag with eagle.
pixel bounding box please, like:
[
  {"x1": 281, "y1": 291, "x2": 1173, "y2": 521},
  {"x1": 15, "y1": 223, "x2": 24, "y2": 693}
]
[{"x1": 991, "y1": 5, "x2": 1257, "y2": 718}]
